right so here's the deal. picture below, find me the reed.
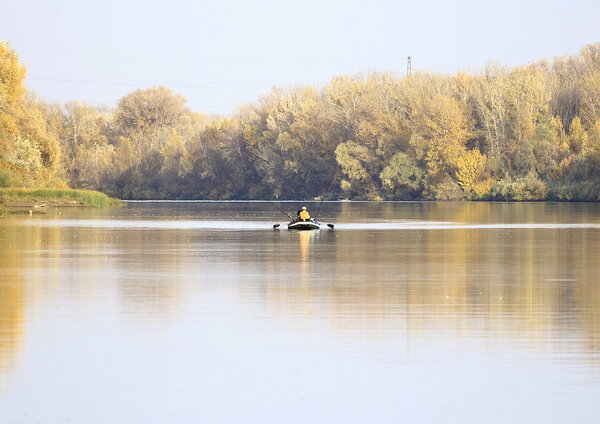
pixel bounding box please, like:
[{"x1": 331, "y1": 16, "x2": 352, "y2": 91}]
[{"x1": 0, "y1": 188, "x2": 120, "y2": 208}]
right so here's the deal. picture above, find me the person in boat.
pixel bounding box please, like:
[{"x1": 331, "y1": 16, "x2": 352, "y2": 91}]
[{"x1": 297, "y1": 206, "x2": 311, "y2": 221}]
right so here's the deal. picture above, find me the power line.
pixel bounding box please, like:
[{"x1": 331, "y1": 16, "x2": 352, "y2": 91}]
[
  {"x1": 20, "y1": 50, "x2": 419, "y2": 65},
  {"x1": 26, "y1": 75, "x2": 274, "y2": 90}
]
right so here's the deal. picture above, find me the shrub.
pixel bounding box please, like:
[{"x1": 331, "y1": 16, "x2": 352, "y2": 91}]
[
  {"x1": 490, "y1": 172, "x2": 548, "y2": 200},
  {"x1": 0, "y1": 188, "x2": 120, "y2": 207},
  {"x1": 0, "y1": 168, "x2": 21, "y2": 187}
]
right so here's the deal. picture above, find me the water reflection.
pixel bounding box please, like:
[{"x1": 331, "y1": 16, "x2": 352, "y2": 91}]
[
  {"x1": 1, "y1": 202, "x2": 600, "y2": 420},
  {"x1": 251, "y1": 228, "x2": 600, "y2": 358},
  {"x1": 113, "y1": 229, "x2": 187, "y2": 324},
  {"x1": 0, "y1": 261, "x2": 24, "y2": 388}
]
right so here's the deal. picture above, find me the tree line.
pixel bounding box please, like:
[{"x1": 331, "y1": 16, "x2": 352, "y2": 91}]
[{"x1": 2, "y1": 41, "x2": 600, "y2": 200}]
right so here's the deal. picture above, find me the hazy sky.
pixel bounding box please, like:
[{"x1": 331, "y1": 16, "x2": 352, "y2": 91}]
[{"x1": 1, "y1": 0, "x2": 598, "y2": 115}]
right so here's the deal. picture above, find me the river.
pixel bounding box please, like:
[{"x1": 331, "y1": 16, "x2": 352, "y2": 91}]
[{"x1": 1, "y1": 201, "x2": 599, "y2": 423}]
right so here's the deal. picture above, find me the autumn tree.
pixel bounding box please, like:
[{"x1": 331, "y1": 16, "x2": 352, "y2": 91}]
[
  {"x1": 1, "y1": 43, "x2": 61, "y2": 186},
  {"x1": 379, "y1": 152, "x2": 423, "y2": 199},
  {"x1": 472, "y1": 64, "x2": 509, "y2": 157},
  {"x1": 4, "y1": 40, "x2": 600, "y2": 201},
  {"x1": 0, "y1": 41, "x2": 27, "y2": 184},
  {"x1": 335, "y1": 140, "x2": 380, "y2": 199},
  {"x1": 409, "y1": 95, "x2": 471, "y2": 191},
  {"x1": 504, "y1": 65, "x2": 550, "y2": 142},
  {"x1": 455, "y1": 149, "x2": 489, "y2": 198}
]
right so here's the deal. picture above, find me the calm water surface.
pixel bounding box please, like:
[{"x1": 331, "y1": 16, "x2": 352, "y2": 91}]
[{"x1": 1, "y1": 201, "x2": 600, "y2": 423}]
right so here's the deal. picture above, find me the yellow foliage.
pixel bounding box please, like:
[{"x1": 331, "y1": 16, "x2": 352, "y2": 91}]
[
  {"x1": 283, "y1": 160, "x2": 299, "y2": 173},
  {"x1": 0, "y1": 41, "x2": 26, "y2": 104},
  {"x1": 414, "y1": 96, "x2": 470, "y2": 142},
  {"x1": 472, "y1": 178, "x2": 494, "y2": 198},
  {"x1": 115, "y1": 86, "x2": 188, "y2": 136},
  {"x1": 550, "y1": 116, "x2": 569, "y2": 152},
  {"x1": 62, "y1": 101, "x2": 108, "y2": 154},
  {"x1": 505, "y1": 66, "x2": 549, "y2": 141},
  {"x1": 587, "y1": 120, "x2": 600, "y2": 163},
  {"x1": 568, "y1": 116, "x2": 588, "y2": 154},
  {"x1": 367, "y1": 191, "x2": 383, "y2": 201},
  {"x1": 335, "y1": 141, "x2": 375, "y2": 181},
  {"x1": 4, "y1": 40, "x2": 600, "y2": 200},
  {"x1": 455, "y1": 149, "x2": 486, "y2": 194},
  {"x1": 410, "y1": 96, "x2": 470, "y2": 175},
  {"x1": 579, "y1": 70, "x2": 600, "y2": 127}
]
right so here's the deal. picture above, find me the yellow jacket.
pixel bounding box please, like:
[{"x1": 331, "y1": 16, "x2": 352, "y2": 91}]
[{"x1": 299, "y1": 210, "x2": 310, "y2": 220}]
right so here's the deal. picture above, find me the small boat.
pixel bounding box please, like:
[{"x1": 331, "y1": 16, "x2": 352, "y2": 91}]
[
  {"x1": 287, "y1": 219, "x2": 321, "y2": 230},
  {"x1": 272, "y1": 220, "x2": 334, "y2": 230}
]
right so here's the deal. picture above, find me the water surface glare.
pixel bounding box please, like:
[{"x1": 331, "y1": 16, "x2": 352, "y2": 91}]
[
  {"x1": 20, "y1": 219, "x2": 600, "y2": 230},
  {"x1": 1, "y1": 201, "x2": 600, "y2": 423}
]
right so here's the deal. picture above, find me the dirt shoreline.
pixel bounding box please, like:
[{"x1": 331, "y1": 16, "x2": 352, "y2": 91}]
[{"x1": 1, "y1": 198, "x2": 88, "y2": 215}]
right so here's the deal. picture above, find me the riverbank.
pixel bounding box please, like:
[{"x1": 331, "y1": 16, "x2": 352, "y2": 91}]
[{"x1": 0, "y1": 188, "x2": 120, "y2": 215}]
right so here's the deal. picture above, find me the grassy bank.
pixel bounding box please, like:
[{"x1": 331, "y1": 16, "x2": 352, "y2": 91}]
[{"x1": 0, "y1": 188, "x2": 120, "y2": 210}]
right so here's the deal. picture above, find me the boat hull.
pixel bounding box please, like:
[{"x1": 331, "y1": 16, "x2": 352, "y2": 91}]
[{"x1": 287, "y1": 220, "x2": 320, "y2": 230}]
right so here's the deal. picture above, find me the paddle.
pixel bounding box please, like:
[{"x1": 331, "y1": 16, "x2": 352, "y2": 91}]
[{"x1": 269, "y1": 199, "x2": 334, "y2": 230}]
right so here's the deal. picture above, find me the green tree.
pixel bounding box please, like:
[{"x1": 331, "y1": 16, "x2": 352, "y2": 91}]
[
  {"x1": 335, "y1": 140, "x2": 380, "y2": 199},
  {"x1": 380, "y1": 152, "x2": 423, "y2": 199}
]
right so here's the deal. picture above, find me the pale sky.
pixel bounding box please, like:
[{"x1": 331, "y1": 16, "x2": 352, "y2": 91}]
[{"x1": 1, "y1": 0, "x2": 598, "y2": 115}]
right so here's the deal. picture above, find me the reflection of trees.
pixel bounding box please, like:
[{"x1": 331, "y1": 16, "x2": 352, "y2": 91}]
[
  {"x1": 2, "y1": 201, "x2": 600, "y2": 379},
  {"x1": 0, "y1": 282, "x2": 23, "y2": 385},
  {"x1": 242, "y1": 203, "x2": 600, "y2": 366},
  {"x1": 0, "y1": 234, "x2": 24, "y2": 386},
  {"x1": 107, "y1": 229, "x2": 187, "y2": 324},
  {"x1": 0, "y1": 222, "x2": 190, "y2": 383},
  {"x1": 0, "y1": 222, "x2": 83, "y2": 385}
]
